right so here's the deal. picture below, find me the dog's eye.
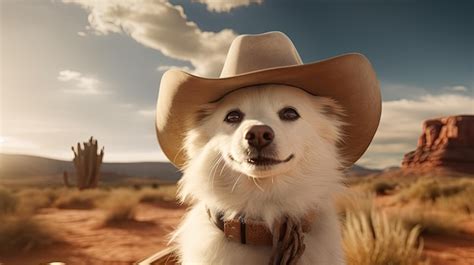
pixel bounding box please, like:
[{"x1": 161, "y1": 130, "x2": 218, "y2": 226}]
[
  {"x1": 224, "y1": 110, "x2": 244, "y2": 123},
  {"x1": 279, "y1": 107, "x2": 300, "y2": 121}
]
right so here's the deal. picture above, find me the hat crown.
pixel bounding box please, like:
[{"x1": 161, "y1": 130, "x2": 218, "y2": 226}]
[{"x1": 220, "y1": 32, "x2": 303, "y2": 78}]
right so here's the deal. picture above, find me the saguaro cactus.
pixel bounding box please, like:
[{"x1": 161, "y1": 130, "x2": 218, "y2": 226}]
[{"x1": 64, "y1": 137, "x2": 104, "y2": 190}]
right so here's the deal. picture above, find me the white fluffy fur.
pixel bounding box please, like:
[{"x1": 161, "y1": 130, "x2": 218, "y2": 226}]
[{"x1": 172, "y1": 84, "x2": 347, "y2": 265}]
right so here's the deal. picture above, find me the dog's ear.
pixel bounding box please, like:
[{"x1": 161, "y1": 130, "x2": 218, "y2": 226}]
[
  {"x1": 313, "y1": 97, "x2": 345, "y2": 120},
  {"x1": 311, "y1": 96, "x2": 346, "y2": 144},
  {"x1": 193, "y1": 103, "x2": 217, "y2": 126}
]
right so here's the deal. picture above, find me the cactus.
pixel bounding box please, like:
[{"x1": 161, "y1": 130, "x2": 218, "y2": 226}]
[{"x1": 64, "y1": 137, "x2": 104, "y2": 190}]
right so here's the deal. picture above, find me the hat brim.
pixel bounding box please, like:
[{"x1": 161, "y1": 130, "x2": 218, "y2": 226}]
[{"x1": 156, "y1": 53, "x2": 381, "y2": 169}]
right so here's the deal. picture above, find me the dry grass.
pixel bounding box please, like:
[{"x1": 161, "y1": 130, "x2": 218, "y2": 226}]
[
  {"x1": 395, "y1": 177, "x2": 472, "y2": 203},
  {"x1": 100, "y1": 189, "x2": 139, "y2": 225},
  {"x1": 14, "y1": 188, "x2": 57, "y2": 214},
  {"x1": 338, "y1": 191, "x2": 428, "y2": 265},
  {"x1": 0, "y1": 215, "x2": 58, "y2": 254},
  {"x1": 352, "y1": 178, "x2": 400, "y2": 196},
  {"x1": 336, "y1": 192, "x2": 373, "y2": 219},
  {"x1": 399, "y1": 210, "x2": 464, "y2": 236},
  {"x1": 138, "y1": 185, "x2": 178, "y2": 204},
  {"x1": 0, "y1": 188, "x2": 18, "y2": 216},
  {"x1": 394, "y1": 177, "x2": 474, "y2": 216},
  {"x1": 54, "y1": 189, "x2": 108, "y2": 209},
  {"x1": 343, "y1": 209, "x2": 427, "y2": 265},
  {"x1": 436, "y1": 185, "x2": 474, "y2": 215},
  {"x1": 0, "y1": 188, "x2": 61, "y2": 255}
]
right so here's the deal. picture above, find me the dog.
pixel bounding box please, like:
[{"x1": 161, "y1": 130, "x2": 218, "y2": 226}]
[
  {"x1": 155, "y1": 31, "x2": 380, "y2": 265},
  {"x1": 171, "y1": 84, "x2": 347, "y2": 265}
]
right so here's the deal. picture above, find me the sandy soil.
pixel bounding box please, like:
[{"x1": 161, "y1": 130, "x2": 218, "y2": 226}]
[
  {"x1": 375, "y1": 194, "x2": 474, "y2": 265},
  {"x1": 424, "y1": 233, "x2": 474, "y2": 265},
  {"x1": 1, "y1": 202, "x2": 186, "y2": 265},
  {"x1": 1, "y1": 200, "x2": 473, "y2": 265}
]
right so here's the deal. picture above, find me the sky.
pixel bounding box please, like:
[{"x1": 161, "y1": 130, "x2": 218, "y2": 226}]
[{"x1": 0, "y1": 0, "x2": 473, "y2": 169}]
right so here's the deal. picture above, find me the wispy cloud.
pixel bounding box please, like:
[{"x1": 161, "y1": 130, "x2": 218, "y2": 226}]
[
  {"x1": 0, "y1": 136, "x2": 41, "y2": 152},
  {"x1": 157, "y1": 65, "x2": 192, "y2": 72},
  {"x1": 445, "y1": 85, "x2": 469, "y2": 92},
  {"x1": 137, "y1": 109, "x2": 155, "y2": 117},
  {"x1": 57, "y1": 70, "x2": 105, "y2": 94},
  {"x1": 195, "y1": 0, "x2": 263, "y2": 12},
  {"x1": 62, "y1": 0, "x2": 238, "y2": 77},
  {"x1": 359, "y1": 93, "x2": 474, "y2": 169}
]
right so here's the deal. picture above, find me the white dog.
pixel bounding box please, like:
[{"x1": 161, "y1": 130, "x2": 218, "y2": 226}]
[
  {"x1": 172, "y1": 84, "x2": 346, "y2": 265},
  {"x1": 155, "y1": 31, "x2": 380, "y2": 265}
]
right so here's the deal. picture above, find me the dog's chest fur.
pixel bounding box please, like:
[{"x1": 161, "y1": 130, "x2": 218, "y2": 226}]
[{"x1": 174, "y1": 202, "x2": 345, "y2": 265}]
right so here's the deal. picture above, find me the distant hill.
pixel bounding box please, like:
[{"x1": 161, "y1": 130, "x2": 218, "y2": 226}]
[
  {"x1": 0, "y1": 153, "x2": 381, "y2": 186},
  {"x1": 348, "y1": 164, "x2": 382, "y2": 176},
  {"x1": 0, "y1": 153, "x2": 181, "y2": 186}
]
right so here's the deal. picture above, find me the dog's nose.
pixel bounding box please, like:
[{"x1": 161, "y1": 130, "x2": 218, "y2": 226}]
[{"x1": 245, "y1": 125, "x2": 274, "y2": 149}]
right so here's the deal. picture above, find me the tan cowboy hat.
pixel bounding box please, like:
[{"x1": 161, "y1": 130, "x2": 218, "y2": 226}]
[{"x1": 156, "y1": 31, "x2": 381, "y2": 169}]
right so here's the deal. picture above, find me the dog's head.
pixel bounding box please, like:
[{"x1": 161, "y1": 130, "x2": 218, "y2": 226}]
[{"x1": 179, "y1": 84, "x2": 345, "y2": 215}]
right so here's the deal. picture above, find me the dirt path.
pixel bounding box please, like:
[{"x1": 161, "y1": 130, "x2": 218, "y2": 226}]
[
  {"x1": 2, "y1": 202, "x2": 473, "y2": 265},
  {"x1": 1, "y1": 203, "x2": 186, "y2": 265},
  {"x1": 375, "y1": 194, "x2": 474, "y2": 265},
  {"x1": 424, "y1": 233, "x2": 474, "y2": 265}
]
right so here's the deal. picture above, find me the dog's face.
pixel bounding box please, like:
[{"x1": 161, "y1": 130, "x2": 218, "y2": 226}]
[{"x1": 180, "y1": 84, "x2": 345, "y2": 214}]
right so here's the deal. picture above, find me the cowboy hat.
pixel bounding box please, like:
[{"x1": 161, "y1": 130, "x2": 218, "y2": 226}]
[{"x1": 156, "y1": 31, "x2": 381, "y2": 168}]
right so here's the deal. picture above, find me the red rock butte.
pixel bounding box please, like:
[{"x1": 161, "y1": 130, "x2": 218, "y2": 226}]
[{"x1": 402, "y1": 115, "x2": 474, "y2": 174}]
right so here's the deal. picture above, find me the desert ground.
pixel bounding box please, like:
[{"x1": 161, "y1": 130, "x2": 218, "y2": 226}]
[{"x1": 1, "y1": 170, "x2": 473, "y2": 265}]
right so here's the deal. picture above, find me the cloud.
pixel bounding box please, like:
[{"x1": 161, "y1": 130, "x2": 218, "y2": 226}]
[
  {"x1": 62, "y1": 0, "x2": 238, "y2": 77},
  {"x1": 57, "y1": 70, "x2": 105, "y2": 94},
  {"x1": 0, "y1": 136, "x2": 41, "y2": 152},
  {"x1": 157, "y1": 65, "x2": 192, "y2": 72},
  {"x1": 358, "y1": 93, "x2": 474, "y2": 169},
  {"x1": 137, "y1": 109, "x2": 155, "y2": 117},
  {"x1": 194, "y1": 0, "x2": 263, "y2": 12},
  {"x1": 445, "y1": 85, "x2": 469, "y2": 92},
  {"x1": 381, "y1": 83, "x2": 430, "y2": 100}
]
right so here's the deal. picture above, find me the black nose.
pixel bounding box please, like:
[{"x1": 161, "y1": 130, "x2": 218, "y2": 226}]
[{"x1": 245, "y1": 125, "x2": 275, "y2": 150}]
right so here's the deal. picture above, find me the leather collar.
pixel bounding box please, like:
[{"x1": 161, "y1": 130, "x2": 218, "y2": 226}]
[{"x1": 206, "y1": 207, "x2": 316, "y2": 246}]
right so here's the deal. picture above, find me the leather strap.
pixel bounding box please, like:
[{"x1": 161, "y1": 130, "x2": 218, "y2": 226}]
[{"x1": 207, "y1": 207, "x2": 316, "y2": 246}]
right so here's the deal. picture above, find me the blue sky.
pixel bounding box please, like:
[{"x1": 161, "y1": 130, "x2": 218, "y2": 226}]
[{"x1": 1, "y1": 0, "x2": 473, "y2": 168}]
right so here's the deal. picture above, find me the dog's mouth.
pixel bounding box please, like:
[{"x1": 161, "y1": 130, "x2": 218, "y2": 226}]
[{"x1": 229, "y1": 154, "x2": 294, "y2": 167}]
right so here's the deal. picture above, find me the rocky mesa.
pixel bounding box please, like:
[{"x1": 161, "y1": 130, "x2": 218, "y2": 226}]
[{"x1": 402, "y1": 115, "x2": 474, "y2": 174}]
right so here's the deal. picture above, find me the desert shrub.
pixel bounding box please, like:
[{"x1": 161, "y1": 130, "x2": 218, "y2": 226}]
[
  {"x1": 138, "y1": 185, "x2": 178, "y2": 204},
  {"x1": 396, "y1": 178, "x2": 474, "y2": 206},
  {"x1": 54, "y1": 189, "x2": 108, "y2": 209},
  {"x1": 0, "y1": 215, "x2": 58, "y2": 254},
  {"x1": 436, "y1": 185, "x2": 474, "y2": 214},
  {"x1": 100, "y1": 189, "x2": 138, "y2": 225},
  {"x1": 0, "y1": 188, "x2": 18, "y2": 216},
  {"x1": 336, "y1": 192, "x2": 373, "y2": 220},
  {"x1": 400, "y1": 210, "x2": 463, "y2": 236},
  {"x1": 343, "y1": 209, "x2": 427, "y2": 265},
  {"x1": 373, "y1": 181, "x2": 398, "y2": 195},
  {"x1": 351, "y1": 178, "x2": 399, "y2": 196},
  {"x1": 15, "y1": 188, "x2": 57, "y2": 214}
]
